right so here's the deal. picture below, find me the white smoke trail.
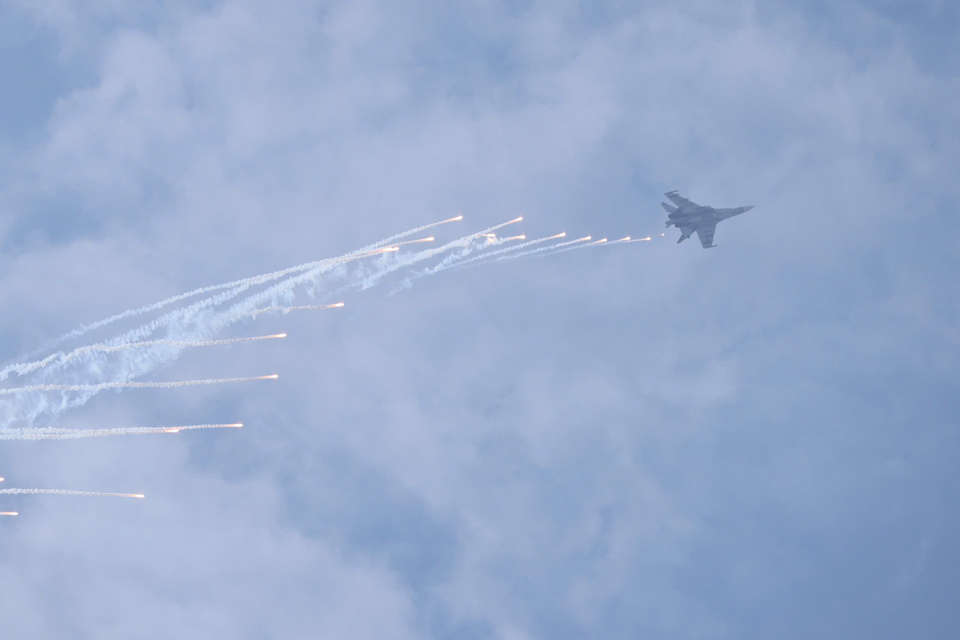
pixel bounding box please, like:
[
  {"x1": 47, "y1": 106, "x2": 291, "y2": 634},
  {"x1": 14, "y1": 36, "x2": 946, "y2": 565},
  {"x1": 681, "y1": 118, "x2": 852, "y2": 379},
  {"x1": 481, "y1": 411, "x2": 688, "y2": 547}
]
[
  {"x1": 385, "y1": 233, "x2": 561, "y2": 295},
  {"x1": 11, "y1": 248, "x2": 377, "y2": 376},
  {"x1": 0, "y1": 423, "x2": 243, "y2": 440},
  {"x1": 530, "y1": 235, "x2": 651, "y2": 258},
  {"x1": 2, "y1": 334, "x2": 287, "y2": 380},
  {"x1": 148, "y1": 220, "x2": 511, "y2": 344},
  {"x1": 0, "y1": 488, "x2": 144, "y2": 498},
  {"x1": 398, "y1": 232, "x2": 528, "y2": 281},
  {"x1": 104, "y1": 244, "x2": 402, "y2": 351},
  {"x1": 0, "y1": 215, "x2": 558, "y2": 430},
  {"x1": 1, "y1": 243, "x2": 418, "y2": 424},
  {"x1": 8, "y1": 246, "x2": 370, "y2": 384},
  {"x1": 364, "y1": 216, "x2": 462, "y2": 250},
  {"x1": 252, "y1": 303, "x2": 344, "y2": 318},
  {"x1": 130, "y1": 217, "x2": 514, "y2": 338},
  {"x1": 11, "y1": 217, "x2": 464, "y2": 366},
  {"x1": 394, "y1": 235, "x2": 516, "y2": 283},
  {"x1": 384, "y1": 236, "x2": 436, "y2": 249},
  {"x1": 351, "y1": 217, "x2": 526, "y2": 293},
  {"x1": 3, "y1": 282, "x2": 253, "y2": 380},
  {"x1": 442, "y1": 232, "x2": 568, "y2": 271},
  {"x1": 202, "y1": 217, "x2": 519, "y2": 329},
  {"x1": 483, "y1": 235, "x2": 594, "y2": 262},
  {"x1": 0, "y1": 375, "x2": 278, "y2": 396},
  {"x1": 477, "y1": 217, "x2": 525, "y2": 236}
]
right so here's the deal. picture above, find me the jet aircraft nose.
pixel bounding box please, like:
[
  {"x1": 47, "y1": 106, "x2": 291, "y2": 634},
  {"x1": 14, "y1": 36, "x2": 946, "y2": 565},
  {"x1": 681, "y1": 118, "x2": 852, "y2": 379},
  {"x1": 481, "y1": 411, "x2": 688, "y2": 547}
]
[{"x1": 743, "y1": 205, "x2": 754, "y2": 212}]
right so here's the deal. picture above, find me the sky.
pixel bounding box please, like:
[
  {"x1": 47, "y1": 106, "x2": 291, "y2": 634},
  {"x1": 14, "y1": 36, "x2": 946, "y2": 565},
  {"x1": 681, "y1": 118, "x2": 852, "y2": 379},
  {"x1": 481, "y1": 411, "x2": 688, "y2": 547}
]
[{"x1": 0, "y1": 1, "x2": 958, "y2": 638}]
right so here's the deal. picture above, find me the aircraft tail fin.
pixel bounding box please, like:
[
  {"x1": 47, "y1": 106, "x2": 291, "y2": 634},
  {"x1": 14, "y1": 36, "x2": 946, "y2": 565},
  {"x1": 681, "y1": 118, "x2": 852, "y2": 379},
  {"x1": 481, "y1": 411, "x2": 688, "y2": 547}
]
[{"x1": 661, "y1": 202, "x2": 677, "y2": 214}]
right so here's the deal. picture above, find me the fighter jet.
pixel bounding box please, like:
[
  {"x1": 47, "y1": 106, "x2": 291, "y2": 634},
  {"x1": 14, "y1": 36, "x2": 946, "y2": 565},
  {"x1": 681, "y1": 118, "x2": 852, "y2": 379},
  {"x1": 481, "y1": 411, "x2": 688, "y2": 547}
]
[{"x1": 662, "y1": 191, "x2": 754, "y2": 249}]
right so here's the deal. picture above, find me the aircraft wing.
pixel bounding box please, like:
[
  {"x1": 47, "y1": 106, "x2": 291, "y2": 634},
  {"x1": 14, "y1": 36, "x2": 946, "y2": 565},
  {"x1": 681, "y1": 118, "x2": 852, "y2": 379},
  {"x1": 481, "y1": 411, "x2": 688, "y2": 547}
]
[
  {"x1": 665, "y1": 191, "x2": 699, "y2": 209},
  {"x1": 696, "y1": 223, "x2": 717, "y2": 249}
]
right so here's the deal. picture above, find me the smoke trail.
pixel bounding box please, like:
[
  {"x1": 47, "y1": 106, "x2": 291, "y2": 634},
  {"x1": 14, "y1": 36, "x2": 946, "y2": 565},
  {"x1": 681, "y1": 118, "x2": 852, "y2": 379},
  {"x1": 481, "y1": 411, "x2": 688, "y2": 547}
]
[
  {"x1": 12, "y1": 217, "x2": 464, "y2": 365},
  {"x1": 484, "y1": 236, "x2": 593, "y2": 262},
  {"x1": 4, "y1": 282, "x2": 254, "y2": 380},
  {"x1": 252, "y1": 303, "x2": 344, "y2": 318},
  {"x1": 530, "y1": 235, "x2": 650, "y2": 258},
  {"x1": 11, "y1": 248, "x2": 354, "y2": 383},
  {"x1": 351, "y1": 217, "x2": 526, "y2": 293},
  {"x1": 277, "y1": 303, "x2": 344, "y2": 312},
  {"x1": 2, "y1": 215, "x2": 575, "y2": 430},
  {"x1": 0, "y1": 423, "x2": 243, "y2": 440},
  {"x1": 1, "y1": 241, "x2": 422, "y2": 423},
  {"x1": 400, "y1": 232, "x2": 528, "y2": 280},
  {"x1": 399, "y1": 234, "x2": 522, "y2": 280},
  {"x1": 479, "y1": 217, "x2": 525, "y2": 235},
  {"x1": 146, "y1": 217, "x2": 515, "y2": 336},
  {"x1": 0, "y1": 488, "x2": 144, "y2": 498},
  {"x1": 99, "y1": 242, "x2": 405, "y2": 354},
  {"x1": 2, "y1": 334, "x2": 287, "y2": 380},
  {"x1": 385, "y1": 233, "x2": 560, "y2": 295},
  {"x1": 365, "y1": 216, "x2": 461, "y2": 251},
  {"x1": 208, "y1": 217, "x2": 521, "y2": 327},
  {"x1": 119, "y1": 219, "x2": 517, "y2": 350},
  {"x1": 442, "y1": 232, "x2": 568, "y2": 271},
  {"x1": 0, "y1": 375, "x2": 278, "y2": 396},
  {"x1": 12, "y1": 249, "x2": 357, "y2": 374},
  {"x1": 384, "y1": 236, "x2": 436, "y2": 249}
]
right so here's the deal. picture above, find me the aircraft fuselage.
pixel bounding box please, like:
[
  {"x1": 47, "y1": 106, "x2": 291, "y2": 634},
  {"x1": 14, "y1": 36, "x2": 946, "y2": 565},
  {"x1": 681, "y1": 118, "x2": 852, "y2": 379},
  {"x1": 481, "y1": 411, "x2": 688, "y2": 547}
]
[
  {"x1": 661, "y1": 191, "x2": 753, "y2": 248},
  {"x1": 664, "y1": 206, "x2": 750, "y2": 228}
]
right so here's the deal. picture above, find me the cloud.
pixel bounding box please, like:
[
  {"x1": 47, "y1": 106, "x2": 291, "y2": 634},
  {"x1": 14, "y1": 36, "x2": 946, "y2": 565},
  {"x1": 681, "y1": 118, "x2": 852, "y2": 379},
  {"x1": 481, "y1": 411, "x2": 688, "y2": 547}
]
[{"x1": 1, "y1": 1, "x2": 959, "y2": 638}]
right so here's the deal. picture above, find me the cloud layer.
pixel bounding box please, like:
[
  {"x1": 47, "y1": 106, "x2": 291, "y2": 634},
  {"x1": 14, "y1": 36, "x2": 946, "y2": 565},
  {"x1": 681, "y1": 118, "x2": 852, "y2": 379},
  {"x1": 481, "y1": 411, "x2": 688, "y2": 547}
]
[{"x1": 1, "y1": 1, "x2": 958, "y2": 638}]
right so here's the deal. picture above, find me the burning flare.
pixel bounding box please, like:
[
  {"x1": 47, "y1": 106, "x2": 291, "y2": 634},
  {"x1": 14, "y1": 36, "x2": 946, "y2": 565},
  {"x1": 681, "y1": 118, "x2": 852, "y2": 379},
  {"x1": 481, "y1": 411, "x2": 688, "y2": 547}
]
[
  {"x1": 0, "y1": 375, "x2": 279, "y2": 396},
  {"x1": 0, "y1": 423, "x2": 243, "y2": 440},
  {"x1": 0, "y1": 488, "x2": 145, "y2": 499}
]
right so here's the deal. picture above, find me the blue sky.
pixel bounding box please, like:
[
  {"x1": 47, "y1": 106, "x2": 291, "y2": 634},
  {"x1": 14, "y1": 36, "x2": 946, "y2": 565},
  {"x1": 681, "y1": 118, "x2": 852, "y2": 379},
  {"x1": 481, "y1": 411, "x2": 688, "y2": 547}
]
[{"x1": 1, "y1": 1, "x2": 958, "y2": 638}]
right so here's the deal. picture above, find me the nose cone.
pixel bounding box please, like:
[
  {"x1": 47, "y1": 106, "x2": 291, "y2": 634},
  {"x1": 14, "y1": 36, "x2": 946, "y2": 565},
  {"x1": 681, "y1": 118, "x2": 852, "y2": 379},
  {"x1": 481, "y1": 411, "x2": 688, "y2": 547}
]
[{"x1": 743, "y1": 205, "x2": 754, "y2": 212}]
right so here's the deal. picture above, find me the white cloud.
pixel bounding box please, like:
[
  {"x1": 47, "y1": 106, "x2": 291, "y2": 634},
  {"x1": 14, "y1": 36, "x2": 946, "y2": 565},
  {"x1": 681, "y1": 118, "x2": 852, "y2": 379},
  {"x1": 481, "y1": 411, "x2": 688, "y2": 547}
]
[{"x1": 1, "y1": 1, "x2": 958, "y2": 637}]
